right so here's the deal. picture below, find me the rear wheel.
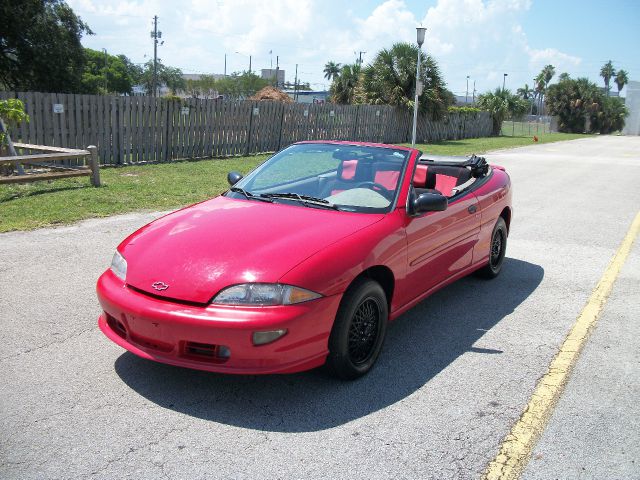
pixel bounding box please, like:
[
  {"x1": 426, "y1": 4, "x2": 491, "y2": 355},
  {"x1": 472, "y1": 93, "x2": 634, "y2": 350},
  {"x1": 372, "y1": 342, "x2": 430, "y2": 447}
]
[
  {"x1": 326, "y1": 278, "x2": 388, "y2": 380},
  {"x1": 476, "y1": 217, "x2": 507, "y2": 279}
]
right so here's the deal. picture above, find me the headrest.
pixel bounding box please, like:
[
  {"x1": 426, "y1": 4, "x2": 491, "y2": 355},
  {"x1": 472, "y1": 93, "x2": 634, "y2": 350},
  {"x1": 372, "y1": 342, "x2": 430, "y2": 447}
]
[
  {"x1": 413, "y1": 165, "x2": 428, "y2": 187},
  {"x1": 338, "y1": 159, "x2": 358, "y2": 181}
]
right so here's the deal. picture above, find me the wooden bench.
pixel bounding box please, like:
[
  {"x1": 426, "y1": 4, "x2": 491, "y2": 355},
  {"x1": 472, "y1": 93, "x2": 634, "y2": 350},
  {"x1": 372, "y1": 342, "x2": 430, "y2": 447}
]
[{"x1": 0, "y1": 143, "x2": 101, "y2": 186}]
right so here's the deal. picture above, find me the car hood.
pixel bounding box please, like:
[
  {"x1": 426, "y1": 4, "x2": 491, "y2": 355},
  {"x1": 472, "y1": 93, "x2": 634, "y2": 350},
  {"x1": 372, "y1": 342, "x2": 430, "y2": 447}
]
[{"x1": 121, "y1": 196, "x2": 384, "y2": 304}]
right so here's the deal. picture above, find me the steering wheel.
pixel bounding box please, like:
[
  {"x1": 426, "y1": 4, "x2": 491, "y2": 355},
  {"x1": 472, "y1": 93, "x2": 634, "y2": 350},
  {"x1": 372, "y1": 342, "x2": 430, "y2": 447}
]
[{"x1": 355, "y1": 181, "x2": 393, "y2": 200}]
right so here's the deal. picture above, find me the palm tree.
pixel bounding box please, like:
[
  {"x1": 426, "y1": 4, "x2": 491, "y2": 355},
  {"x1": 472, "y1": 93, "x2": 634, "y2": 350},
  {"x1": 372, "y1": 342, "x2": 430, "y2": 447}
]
[
  {"x1": 330, "y1": 63, "x2": 361, "y2": 104},
  {"x1": 360, "y1": 42, "x2": 451, "y2": 118},
  {"x1": 615, "y1": 69, "x2": 629, "y2": 94},
  {"x1": 517, "y1": 84, "x2": 532, "y2": 99},
  {"x1": 323, "y1": 61, "x2": 341, "y2": 82},
  {"x1": 558, "y1": 72, "x2": 570, "y2": 82},
  {"x1": 600, "y1": 61, "x2": 615, "y2": 95},
  {"x1": 542, "y1": 65, "x2": 555, "y2": 88},
  {"x1": 534, "y1": 72, "x2": 545, "y2": 114},
  {"x1": 476, "y1": 88, "x2": 529, "y2": 135}
]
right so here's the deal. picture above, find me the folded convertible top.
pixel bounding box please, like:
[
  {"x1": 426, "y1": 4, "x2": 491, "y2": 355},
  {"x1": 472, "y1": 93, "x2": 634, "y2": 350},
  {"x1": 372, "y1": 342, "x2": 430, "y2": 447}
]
[{"x1": 419, "y1": 153, "x2": 489, "y2": 178}]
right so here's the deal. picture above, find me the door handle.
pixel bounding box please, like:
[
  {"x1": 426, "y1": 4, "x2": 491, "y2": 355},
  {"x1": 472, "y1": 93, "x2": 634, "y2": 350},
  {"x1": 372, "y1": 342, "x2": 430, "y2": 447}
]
[{"x1": 468, "y1": 205, "x2": 477, "y2": 214}]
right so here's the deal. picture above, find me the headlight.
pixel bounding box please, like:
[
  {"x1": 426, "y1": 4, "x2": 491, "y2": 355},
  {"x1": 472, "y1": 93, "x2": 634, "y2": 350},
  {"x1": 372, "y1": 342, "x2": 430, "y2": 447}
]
[
  {"x1": 212, "y1": 283, "x2": 322, "y2": 306},
  {"x1": 110, "y1": 250, "x2": 127, "y2": 281}
]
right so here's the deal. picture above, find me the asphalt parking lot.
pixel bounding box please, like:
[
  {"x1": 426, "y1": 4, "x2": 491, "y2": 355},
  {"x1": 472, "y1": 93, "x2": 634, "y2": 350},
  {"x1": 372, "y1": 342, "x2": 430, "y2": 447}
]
[{"x1": 1, "y1": 135, "x2": 639, "y2": 479}]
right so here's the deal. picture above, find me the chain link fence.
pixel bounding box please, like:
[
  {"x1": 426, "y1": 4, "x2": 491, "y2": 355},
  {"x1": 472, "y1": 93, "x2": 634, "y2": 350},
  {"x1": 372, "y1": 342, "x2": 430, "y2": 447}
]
[{"x1": 501, "y1": 115, "x2": 554, "y2": 136}]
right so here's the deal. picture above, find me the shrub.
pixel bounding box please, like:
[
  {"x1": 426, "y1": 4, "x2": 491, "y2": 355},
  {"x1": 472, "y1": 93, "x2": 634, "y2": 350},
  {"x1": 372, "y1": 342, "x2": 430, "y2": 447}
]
[
  {"x1": 476, "y1": 89, "x2": 528, "y2": 136},
  {"x1": 546, "y1": 77, "x2": 628, "y2": 134}
]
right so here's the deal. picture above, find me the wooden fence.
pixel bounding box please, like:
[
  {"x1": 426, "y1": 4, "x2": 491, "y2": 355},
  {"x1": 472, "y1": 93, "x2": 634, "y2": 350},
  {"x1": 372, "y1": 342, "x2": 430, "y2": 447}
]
[{"x1": 0, "y1": 92, "x2": 493, "y2": 165}]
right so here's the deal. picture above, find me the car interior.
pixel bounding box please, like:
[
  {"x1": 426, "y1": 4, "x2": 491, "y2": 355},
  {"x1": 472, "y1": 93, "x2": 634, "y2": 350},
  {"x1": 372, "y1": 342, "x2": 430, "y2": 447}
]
[
  {"x1": 412, "y1": 154, "x2": 490, "y2": 198},
  {"x1": 239, "y1": 148, "x2": 489, "y2": 211}
]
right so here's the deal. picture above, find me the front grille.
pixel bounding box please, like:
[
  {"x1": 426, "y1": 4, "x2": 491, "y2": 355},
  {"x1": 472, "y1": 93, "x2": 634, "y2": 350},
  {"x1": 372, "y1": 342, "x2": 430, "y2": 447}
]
[{"x1": 126, "y1": 285, "x2": 209, "y2": 307}]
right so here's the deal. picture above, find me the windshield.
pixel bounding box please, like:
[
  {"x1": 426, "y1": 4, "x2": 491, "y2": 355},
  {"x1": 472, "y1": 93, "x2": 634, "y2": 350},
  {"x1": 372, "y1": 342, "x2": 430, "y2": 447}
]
[{"x1": 226, "y1": 143, "x2": 410, "y2": 213}]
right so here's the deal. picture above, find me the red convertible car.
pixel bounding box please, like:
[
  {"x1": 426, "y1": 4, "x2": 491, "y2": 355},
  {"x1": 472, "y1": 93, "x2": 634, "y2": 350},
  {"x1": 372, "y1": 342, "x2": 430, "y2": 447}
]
[{"x1": 97, "y1": 141, "x2": 511, "y2": 379}]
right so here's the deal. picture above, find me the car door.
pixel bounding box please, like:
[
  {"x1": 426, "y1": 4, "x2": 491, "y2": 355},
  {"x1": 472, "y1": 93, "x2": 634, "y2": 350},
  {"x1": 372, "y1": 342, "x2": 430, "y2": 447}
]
[{"x1": 403, "y1": 192, "x2": 481, "y2": 302}]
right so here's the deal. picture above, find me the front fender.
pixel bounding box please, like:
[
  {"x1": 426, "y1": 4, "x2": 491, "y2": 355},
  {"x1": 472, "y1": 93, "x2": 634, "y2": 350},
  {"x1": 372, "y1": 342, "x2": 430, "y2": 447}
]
[{"x1": 278, "y1": 210, "x2": 408, "y2": 302}]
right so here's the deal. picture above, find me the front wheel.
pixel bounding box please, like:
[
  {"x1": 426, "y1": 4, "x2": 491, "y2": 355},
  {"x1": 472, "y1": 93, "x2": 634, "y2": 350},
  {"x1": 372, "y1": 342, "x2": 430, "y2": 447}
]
[
  {"x1": 326, "y1": 278, "x2": 388, "y2": 380},
  {"x1": 476, "y1": 217, "x2": 507, "y2": 279}
]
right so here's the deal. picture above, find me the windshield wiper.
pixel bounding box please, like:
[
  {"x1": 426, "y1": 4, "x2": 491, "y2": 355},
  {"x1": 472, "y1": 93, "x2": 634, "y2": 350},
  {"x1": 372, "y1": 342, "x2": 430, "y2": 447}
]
[
  {"x1": 229, "y1": 187, "x2": 273, "y2": 202},
  {"x1": 261, "y1": 192, "x2": 339, "y2": 210}
]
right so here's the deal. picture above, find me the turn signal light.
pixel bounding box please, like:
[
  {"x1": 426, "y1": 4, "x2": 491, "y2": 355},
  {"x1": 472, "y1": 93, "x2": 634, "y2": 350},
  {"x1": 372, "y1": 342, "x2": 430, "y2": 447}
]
[{"x1": 252, "y1": 329, "x2": 287, "y2": 346}]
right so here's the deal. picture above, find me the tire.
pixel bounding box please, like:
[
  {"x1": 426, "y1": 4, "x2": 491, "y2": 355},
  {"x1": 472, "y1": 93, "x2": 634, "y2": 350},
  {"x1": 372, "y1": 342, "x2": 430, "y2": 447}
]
[
  {"x1": 476, "y1": 217, "x2": 507, "y2": 279},
  {"x1": 326, "y1": 278, "x2": 388, "y2": 380}
]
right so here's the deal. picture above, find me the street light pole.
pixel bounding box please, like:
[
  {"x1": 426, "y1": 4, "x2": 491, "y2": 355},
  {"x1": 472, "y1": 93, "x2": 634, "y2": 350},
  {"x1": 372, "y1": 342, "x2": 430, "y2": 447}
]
[
  {"x1": 151, "y1": 16, "x2": 162, "y2": 97},
  {"x1": 102, "y1": 48, "x2": 108, "y2": 93},
  {"x1": 465, "y1": 75, "x2": 469, "y2": 104},
  {"x1": 411, "y1": 27, "x2": 426, "y2": 148},
  {"x1": 502, "y1": 73, "x2": 508, "y2": 90}
]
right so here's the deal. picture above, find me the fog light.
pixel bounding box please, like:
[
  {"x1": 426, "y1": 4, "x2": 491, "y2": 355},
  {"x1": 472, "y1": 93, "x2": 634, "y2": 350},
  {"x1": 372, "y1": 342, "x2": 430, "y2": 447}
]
[
  {"x1": 252, "y1": 329, "x2": 287, "y2": 345},
  {"x1": 217, "y1": 345, "x2": 231, "y2": 359}
]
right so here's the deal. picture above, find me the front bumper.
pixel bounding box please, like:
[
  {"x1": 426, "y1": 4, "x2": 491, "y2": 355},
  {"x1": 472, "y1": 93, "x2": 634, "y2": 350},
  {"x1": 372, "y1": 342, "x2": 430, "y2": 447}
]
[{"x1": 96, "y1": 270, "x2": 341, "y2": 374}]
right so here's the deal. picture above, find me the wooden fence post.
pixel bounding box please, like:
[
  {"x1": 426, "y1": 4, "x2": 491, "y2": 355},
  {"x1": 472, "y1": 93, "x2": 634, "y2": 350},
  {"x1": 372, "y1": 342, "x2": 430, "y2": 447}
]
[{"x1": 87, "y1": 145, "x2": 101, "y2": 186}]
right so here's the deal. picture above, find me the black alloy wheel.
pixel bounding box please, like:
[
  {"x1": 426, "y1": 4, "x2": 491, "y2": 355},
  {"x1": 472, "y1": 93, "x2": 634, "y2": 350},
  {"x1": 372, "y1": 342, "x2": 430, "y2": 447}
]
[
  {"x1": 327, "y1": 278, "x2": 388, "y2": 380},
  {"x1": 476, "y1": 216, "x2": 507, "y2": 279},
  {"x1": 348, "y1": 297, "x2": 382, "y2": 365}
]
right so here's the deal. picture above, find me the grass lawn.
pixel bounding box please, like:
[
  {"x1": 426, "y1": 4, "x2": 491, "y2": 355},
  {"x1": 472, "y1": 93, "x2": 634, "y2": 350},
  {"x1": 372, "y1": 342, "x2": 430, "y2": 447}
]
[
  {"x1": 410, "y1": 131, "x2": 591, "y2": 156},
  {"x1": 0, "y1": 132, "x2": 591, "y2": 233}
]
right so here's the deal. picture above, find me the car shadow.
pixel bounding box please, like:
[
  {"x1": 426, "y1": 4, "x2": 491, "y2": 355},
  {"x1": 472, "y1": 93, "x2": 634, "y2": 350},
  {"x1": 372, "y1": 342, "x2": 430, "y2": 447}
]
[{"x1": 114, "y1": 258, "x2": 543, "y2": 432}]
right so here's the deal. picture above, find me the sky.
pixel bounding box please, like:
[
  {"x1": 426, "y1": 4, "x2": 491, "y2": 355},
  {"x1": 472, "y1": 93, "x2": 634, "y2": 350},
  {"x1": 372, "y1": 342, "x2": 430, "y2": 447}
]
[{"x1": 68, "y1": 0, "x2": 640, "y2": 97}]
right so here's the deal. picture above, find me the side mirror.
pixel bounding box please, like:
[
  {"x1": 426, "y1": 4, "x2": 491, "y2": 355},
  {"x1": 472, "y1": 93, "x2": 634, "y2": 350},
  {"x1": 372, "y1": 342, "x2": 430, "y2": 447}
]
[
  {"x1": 227, "y1": 171, "x2": 243, "y2": 186},
  {"x1": 412, "y1": 192, "x2": 448, "y2": 214}
]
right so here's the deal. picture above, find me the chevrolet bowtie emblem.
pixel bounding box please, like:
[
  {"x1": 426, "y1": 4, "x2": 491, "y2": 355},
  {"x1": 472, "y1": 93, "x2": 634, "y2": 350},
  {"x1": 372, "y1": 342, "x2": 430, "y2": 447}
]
[{"x1": 152, "y1": 281, "x2": 169, "y2": 291}]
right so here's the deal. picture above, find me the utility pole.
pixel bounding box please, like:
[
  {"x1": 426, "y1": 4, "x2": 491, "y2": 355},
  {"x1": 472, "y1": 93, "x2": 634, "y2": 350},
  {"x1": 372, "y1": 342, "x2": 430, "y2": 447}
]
[
  {"x1": 102, "y1": 48, "x2": 108, "y2": 93},
  {"x1": 224, "y1": 53, "x2": 227, "y2": 76},
  {"x1": 472, "y1": 80, "x2": 476, "y2": 103},
  {"x1": 294, "y1": 64, "x2": 298, "y2": 102},
  {"x1": 358, "y1": 51, "x2": 366, "y2": 65},
  {"x1": 249, "y1": 55, "x2": 252, "y2": 74},
  {"x1": 150, "y1": 15, "x2": 162, "y2": 97},
  {"x1": 276, "y1": 55, "x2": 280, "y2": 88},
  {"x1": 502, "y1": 73, "x2": 508, "y2": 90}
]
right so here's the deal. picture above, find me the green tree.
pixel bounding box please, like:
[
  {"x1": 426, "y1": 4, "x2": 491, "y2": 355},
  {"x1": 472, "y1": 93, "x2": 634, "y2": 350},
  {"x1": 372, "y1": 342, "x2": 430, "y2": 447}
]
[
  {"x1": 81, "y1": 48, "x2": 141, "y2": 94},
  {"x1": 216, "y1": 72, "x2": 268, "y2": 99},
  {"x1": 139, "y1": 61, "x2": 185, "y2": 95},
  {"x1": 541, "y1": 65, "x2": 556, "y2": 88},
  {"x1": 164, "y1": 67, "x2": 185, "y2": 95},
  {"x1": 558, "y1": 72, "x2": 571, "y2": 82},
  {"x1": 517, "y1": 84, "x2": 533, "y2": 99},
  {"x1": 0, "y1": 99, "x2": 29, "y2": 148},
  {"x1": 600, "y1": 60, "x2": 615, "y2": 95},
  {"x1": 330, "y1": 63, "x2": 361, "y2": 105},
  {"x1": 359, "y1": 42, "x2": 452, "y2": 119},
  {"x1": 476, "y1": 88, "x2": 528, "y2": 135},
  {"x1": 615, "y1": 69, "x2": 629, "y2": 94},
  {"x1": 546, "y1": 77, "x2": 601, "y2": 132},
  {"x1": 0, "y1": 0, "x2": 92, "y2": 92},
  {"x1": 323, "y1": 61, "x2": 341, "y2": 82},
  {"x1": 590, "y1": 95, "x2": 628, "y2": 133}
]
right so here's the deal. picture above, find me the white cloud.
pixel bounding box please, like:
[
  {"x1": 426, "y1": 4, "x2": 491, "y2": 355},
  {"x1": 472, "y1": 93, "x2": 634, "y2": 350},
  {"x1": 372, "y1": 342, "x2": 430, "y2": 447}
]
[
  {"x1": 526, "y1": 47, "x2": 582, "y2": 67},
  {"x1": 68, "y1": 0, "x2": 583, "y2": 94}
]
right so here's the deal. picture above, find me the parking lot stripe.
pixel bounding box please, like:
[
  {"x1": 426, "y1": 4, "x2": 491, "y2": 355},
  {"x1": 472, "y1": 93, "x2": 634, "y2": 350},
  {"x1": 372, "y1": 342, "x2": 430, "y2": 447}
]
[{"x1": 482, "y1": 211, "x2": 640, "y2": 480}]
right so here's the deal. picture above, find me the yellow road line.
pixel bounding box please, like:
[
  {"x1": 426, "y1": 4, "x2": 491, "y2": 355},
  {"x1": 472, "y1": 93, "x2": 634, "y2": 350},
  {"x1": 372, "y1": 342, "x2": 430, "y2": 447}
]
[{"x1": 482, "y1": 211, "x2": 640, "y2": 480}]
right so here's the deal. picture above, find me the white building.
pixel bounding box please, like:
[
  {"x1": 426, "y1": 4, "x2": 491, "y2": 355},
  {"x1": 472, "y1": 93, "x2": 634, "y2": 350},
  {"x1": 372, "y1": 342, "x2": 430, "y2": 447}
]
[{"x1": 622, "y1": 81, "x2": 640, "y2": 135}]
